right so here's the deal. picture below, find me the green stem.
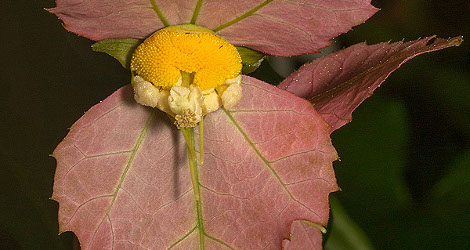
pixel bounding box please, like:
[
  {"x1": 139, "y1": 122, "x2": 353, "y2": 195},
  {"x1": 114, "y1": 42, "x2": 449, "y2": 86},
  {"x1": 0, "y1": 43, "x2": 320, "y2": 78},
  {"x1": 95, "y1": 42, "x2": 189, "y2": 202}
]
[
  {"x1": 181, "y1": 128, "x2": 206, "y2": 248},
  {"x1": 301, "y1": 220, "x2": 327, "y2": 234},
  {"x1": 199, "y1": 117, "x2": 204, "y2": 165},
  {"x1": 182, "y1": 128, "x2": 200, "y2": 201}
]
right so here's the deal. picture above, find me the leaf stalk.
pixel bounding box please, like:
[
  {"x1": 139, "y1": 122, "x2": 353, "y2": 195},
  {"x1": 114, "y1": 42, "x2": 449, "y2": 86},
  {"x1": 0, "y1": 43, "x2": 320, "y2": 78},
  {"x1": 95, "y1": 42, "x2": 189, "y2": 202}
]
[{"x1": 182, "y1": 128, "x2": 201, "y2": 201}]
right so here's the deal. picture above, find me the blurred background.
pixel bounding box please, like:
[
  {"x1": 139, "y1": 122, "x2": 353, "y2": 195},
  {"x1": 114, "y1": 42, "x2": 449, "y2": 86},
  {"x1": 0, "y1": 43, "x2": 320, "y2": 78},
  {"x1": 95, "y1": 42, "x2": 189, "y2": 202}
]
[{"x1": 1, "y1": 0, "x2": 469, "y2": 249}]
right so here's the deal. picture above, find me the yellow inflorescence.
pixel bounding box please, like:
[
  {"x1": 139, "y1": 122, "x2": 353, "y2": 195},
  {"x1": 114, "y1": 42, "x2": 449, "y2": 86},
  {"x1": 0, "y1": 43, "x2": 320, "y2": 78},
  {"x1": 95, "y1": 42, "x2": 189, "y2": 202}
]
[{"x1": 130, "y1": 26, "x2": 242, "y2": 91}]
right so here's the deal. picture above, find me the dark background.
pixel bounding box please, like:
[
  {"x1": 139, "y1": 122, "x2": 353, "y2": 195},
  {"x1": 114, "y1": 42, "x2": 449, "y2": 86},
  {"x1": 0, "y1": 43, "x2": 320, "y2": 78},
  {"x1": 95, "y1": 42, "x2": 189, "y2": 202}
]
[{"x1": 1, "y1": 0, "x2": 469, "y2": 249}]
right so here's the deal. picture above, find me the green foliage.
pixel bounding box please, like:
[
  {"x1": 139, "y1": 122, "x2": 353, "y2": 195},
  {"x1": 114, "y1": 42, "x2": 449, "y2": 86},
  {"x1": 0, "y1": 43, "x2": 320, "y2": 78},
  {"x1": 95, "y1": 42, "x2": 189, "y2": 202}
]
[
  {"x1": 431, "y1": 150, "x2": 470, "y2": 206},
  {"x1": 236, "y1": 46, "x2": 266, "y2": 74},
  {"x1": 325, "y1": 196, "x2": 375, "y2": 250},
  {"x1": 90, "y1": 40, "x2": 266, "y2": 75},
  {"x1": 331, "y1": 96, "x2": 412, "y2": 249},
  {"x1": 331, "y1": 95, "x2": 470, "y2": 249},
  {"x1": 92, "y1": 38, "x2": 142, "y2": 68}
]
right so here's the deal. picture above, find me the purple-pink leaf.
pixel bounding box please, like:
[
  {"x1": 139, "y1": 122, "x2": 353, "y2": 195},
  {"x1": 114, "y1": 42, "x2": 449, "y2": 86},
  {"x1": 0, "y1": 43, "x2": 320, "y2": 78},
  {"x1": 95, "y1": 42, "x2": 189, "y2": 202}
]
[
  {"x1": 52, "y1": 76, "x2": 338, "y2": 249},
  {"x1": 278, "y1": 36, "x2": 463, "y2": 133},
  {"x1": 282, "y1": 221, "x2": 322, "y2": 249},
  {"x1": 199, "y1": 0, "x2": 377, "y2": 56},
  {"x1": 49, "y1": 0, "x2": 377, "y2": 56}
]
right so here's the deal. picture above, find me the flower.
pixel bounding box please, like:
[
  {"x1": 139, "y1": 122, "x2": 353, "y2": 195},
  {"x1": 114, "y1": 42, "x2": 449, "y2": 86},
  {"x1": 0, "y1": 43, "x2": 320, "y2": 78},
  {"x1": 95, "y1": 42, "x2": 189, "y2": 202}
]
[
  {"x1": 129, "y1": 24, "x2": 243, "y2": 128},
  {"x1": 48, "y1": 1, "x2": 383, "y2": 249},
  {"x1": 49, "y1": 1, "x2": 377, "y2": 130}
]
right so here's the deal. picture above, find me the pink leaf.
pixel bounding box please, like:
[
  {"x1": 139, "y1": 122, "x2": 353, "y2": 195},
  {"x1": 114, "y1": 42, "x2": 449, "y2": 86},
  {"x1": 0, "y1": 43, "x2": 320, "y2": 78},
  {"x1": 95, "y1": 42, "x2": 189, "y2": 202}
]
[
  {"x1": 282, "y1": 221, "x2": 323, "y2": 249},
  {"x1": 205, "y1": 0, "x2": 377, "y2": 56},
  {"x1": 52, "y1": 76, "x2": 339, "y2": 249},
  {"x1": 49, "y1": 0, "x2": 377, "y2": 56},
  {"x1": 278, "y1": 36, "x2": 463, "y2": 133}
]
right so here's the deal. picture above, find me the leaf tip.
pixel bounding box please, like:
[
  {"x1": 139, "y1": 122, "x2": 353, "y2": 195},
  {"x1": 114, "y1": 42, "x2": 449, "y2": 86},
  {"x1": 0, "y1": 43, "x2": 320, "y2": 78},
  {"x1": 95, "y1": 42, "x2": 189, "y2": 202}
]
[
  {"x1": 43, "y1": 7, "x2": 53, "y2": 14},
  {"x1": 453, "y1": 36, "x2": 464, "y2": 46}
]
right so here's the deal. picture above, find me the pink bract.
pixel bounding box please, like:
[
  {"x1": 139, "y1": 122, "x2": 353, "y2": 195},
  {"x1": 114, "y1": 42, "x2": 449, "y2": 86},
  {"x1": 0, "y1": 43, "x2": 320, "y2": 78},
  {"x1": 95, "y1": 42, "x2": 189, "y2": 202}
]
[
  {"x1": 278, "y1": 36, "x2": 463, "y2": 133},
  {"x1": 52, "y1": 76, "x2": 339, "y2": 249},
  {"x1": 48, "y1": 0, "x2": 377, "y2": 56}
]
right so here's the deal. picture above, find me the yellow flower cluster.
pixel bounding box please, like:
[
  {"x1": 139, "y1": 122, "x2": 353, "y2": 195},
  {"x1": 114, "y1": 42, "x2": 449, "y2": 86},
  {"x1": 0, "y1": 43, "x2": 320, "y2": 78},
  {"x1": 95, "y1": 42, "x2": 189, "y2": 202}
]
[
  {"x1": 131, "y1": 25, "x2": 242, "y2": 91},
  {"x1": 130, "y1": 24, "x2": 243, "y2": 128}
]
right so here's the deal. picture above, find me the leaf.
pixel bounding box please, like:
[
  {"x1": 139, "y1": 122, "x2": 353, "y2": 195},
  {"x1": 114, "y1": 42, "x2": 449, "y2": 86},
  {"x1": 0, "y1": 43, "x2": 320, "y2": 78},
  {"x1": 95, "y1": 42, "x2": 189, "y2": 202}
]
[
  {"x1": 282, "y1": 221, "x2": 323, "y2": 249},
  {"x1": 52, "y1": 76, "x2": 339, "y2": 249},
  {"x1": 236, "y1": 46, "x2": 266, "y2": 74},
  {"x1": 328, "y1": 96, "x2": 411, "y2": 249},
  {"x1": 90, "y1": 40, "x2": 265, "y2": 72},
  {"x1": 431, "y1": 149, "x2": 470, "y2": 204},
  {"x1": 90, "y1": 40, "x2": 264, "y2": 72},
  {"x1": 324, "y1": 196, "x2": 374, "y2": 250},
  {"x1": 49, "y1": 0, "x2": 377, "y2": 56},
  {"x1": 92, "y1": 39, "x2": 142, "y2": 69},
  {"x1": 277, "y1": 36, "x2": 463, "y2": 133},
  {"x1": 199, "y1": 0, "x2": 378, "y2": 56}
]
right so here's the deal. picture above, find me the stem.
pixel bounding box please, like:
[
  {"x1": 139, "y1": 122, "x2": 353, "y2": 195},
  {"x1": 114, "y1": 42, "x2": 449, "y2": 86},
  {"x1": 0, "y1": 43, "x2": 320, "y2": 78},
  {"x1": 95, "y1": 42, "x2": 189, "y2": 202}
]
[
  {"x1": 301, "y1": 220, "x2": 327, "y2": 234},
  {"x1": 181, "y1": 128, "x2": 206, "y2": 248},
  {"x1": 182, "y1": 128, "x2": 200, "y2": 201},
  {"x1": 199, "y1": 117, "x2": 204, "y2": 165}
]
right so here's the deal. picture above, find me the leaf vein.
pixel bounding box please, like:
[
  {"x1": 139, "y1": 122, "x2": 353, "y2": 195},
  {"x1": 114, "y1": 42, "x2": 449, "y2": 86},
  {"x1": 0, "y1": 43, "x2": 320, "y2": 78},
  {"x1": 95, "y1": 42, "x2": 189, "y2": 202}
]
[
  {"x1": 256, "y1": 13, "x2": 314, "y2": 44},
  {"x1": 88, "y1": 110, "x2": 156, "y2": 249},
  {"x1": 222, "y1": 108, "x2": 293, "y2": 199},
  {"x1": 168, "y1": 226, "x2": 197, "y2": 249},
  {"x1": 268, "y1": 148, "x2": 325, "y2": 163},
  {"x1": 309, "y1": 37, "x2": 462, "y2": 104},
  {"x1": 223, "y1": 108, "x2": 322, "y2": 222},
  {"x1": 108, "y1": 215, "x2": 115, "y2": 250},
  {"x1": 74, "y1": 103, "x2": 123, "y2": 131},
  {"x1": 190, "y1": 0, "x2": 205, "y2": 24},
  {"x1": 285, "y1": 177, "x2": 333, "y2": 187},
  {"x1": 120, "y1": 188, "x2": 152, "y2": 215},
  {"x1": 149, "y1": 0, "x2": 170, "y2": 26},
  {"x1": 213, "y1": 0, "x2": 275, "y2": 32},
  {"x1": 205, "y1": 234, "x2": 235, "y2": 249},
  {"x1": 63, "y1": 194, "x2": 114, "y2": 229}
]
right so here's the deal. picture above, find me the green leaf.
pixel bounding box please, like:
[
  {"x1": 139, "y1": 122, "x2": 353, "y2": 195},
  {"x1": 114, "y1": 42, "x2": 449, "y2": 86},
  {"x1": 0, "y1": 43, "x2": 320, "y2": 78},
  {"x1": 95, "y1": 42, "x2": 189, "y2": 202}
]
[
  {"x1": 325, "y1": 195, "x2": 375, "y2": 250},
  {"x1": 91, "y1": 38, "x2": 142, "y2": 68},
  {"x1": 236, "y1": 46, "x2": 266, "y2": 74},
  {"x1": 331, "y1": 96, "x2": 412, "y2": 249},
  {"x1": 431, "y1": 149, "x2": 470, "y2": 204}
]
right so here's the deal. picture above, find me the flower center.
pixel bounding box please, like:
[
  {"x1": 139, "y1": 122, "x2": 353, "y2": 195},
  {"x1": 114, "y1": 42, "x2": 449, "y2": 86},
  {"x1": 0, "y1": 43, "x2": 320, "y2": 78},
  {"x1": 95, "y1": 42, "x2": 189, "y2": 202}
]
[{"x1": 130, "y1": 24, "x2": 242, "y2": 91}]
